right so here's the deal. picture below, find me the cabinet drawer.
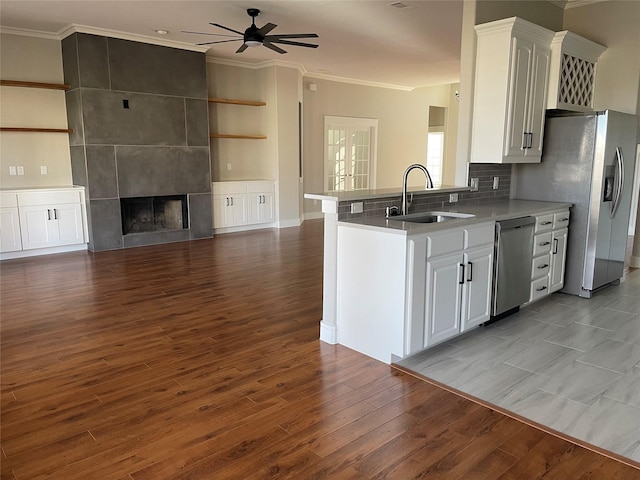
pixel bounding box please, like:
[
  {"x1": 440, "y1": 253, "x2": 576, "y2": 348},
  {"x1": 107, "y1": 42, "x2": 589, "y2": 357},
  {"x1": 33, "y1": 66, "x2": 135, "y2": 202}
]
[
  {"x1": 531, "y1": 253, "x2": 551, "y2": 279},
  {"x1": 535, "y1": 214, "x2": 554, "y2": 233},
  {"x1": 464, "y1": 222, "x2": 495, "y2": 249},
  {"x1": 246, "y1": 181, "x2": 274, "y2": 194},
  {"x1": 533, "y1": 232, "x2": 552, "y2": 256},
  {"x1": 17, "y1": 190, "x2": 81, "y2": 206},
  {"x1": 0, "y1": 193, "x2": 18, "y2": 208},
  {"x1": 530, "y1": 276, "x2": 550, "y2": 301},
  {"x1": 427, "y1": 229, "x2": 464, "y2": 258},
  {"x1": 212, "y1": 182, "x2": 246, "y2": 195},
  {"x1": 553, "y1": 211, "x2": 570, "y2": 229}
]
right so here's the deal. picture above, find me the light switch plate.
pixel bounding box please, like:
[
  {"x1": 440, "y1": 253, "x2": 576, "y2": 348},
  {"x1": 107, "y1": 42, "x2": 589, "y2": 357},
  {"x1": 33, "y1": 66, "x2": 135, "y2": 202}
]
[
  {"x1": 492, "y1": 176, "x2": 499, "y2": 190},
  {"x1": 449, "y1": 193, "x2": 458, "y2": 203},
  {"x1": 40, "y1": 166, "x2": 48, "y2": 175},
  {"x1": 350, "y1": 202, "x2": 364, "y2": 214},
  {"x1": 9, "y1": 166, "x2": 17, "y2": 176},
  {"x1": 470, "y1": 178, "x2": 479, "y2": 191},
  {"x1": 17, "y1": 166, "x2": 25, "y2": 175}
]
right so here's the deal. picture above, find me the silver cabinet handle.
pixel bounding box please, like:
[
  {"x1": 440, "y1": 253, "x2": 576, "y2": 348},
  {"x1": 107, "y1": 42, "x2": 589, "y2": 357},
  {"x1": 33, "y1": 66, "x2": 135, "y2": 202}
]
[
  {"x1": 540, "y1": 241, "x2": 551, "y2": 246},
  {"x1": 467, "y1": 262, "x2": 473, "y2": 282},
  {"x1": 459, "y1": 263, "x2": 465, "y2": 285},
  {"x1": 225, "y1": 197, "x2": 229, "y2": 207},
  {"x1": 553, "y1": 238, "x2": 558, "y2": 255},
  {"x1": 536, "y1": 285, "x2": 548, "y2": 292},
  {"x1": 53, "y1": 208, "x2": 58, "y2": 220},
  {"x1": 537, "y1": 264, "x2": 549, "y2": 269},
  {"x1": 541, "y1": 221, "x2": 552, "y2": 225},
  {"x1": 558, "y1": 218, "x2": 569, "y2": 222},
  {"x1": 230, "y1": 196, "x2": 233, "y2": 207},
  {"x1": 47, "y1": 209, "x2": 52, "y2": 220}
]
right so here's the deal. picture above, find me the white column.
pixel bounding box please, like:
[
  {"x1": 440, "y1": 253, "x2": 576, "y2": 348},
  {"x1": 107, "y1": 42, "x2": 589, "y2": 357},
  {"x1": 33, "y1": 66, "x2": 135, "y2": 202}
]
[{"x1": 319, "y1": 199, "x2": 339, "y2": 344}]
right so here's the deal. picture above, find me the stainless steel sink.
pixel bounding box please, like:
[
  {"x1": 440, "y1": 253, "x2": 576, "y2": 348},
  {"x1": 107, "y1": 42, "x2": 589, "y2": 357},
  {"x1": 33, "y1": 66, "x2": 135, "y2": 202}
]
[{"x1": 390, "y1": 211, "x2": 475, "y2": 223}]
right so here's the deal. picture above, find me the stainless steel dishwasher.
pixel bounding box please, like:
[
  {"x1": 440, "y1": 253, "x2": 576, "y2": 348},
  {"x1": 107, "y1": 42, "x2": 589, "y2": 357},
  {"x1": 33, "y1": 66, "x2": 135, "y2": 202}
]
[{"x1": 491, "y1": 216, "x2": 535, "y2": 319}]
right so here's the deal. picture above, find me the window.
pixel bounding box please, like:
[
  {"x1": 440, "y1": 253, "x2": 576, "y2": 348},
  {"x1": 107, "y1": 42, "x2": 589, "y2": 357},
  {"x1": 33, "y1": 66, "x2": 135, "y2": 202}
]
[
  {"x1": 426, "y1": 131, "x2": 445, "y2": 186},
  {"x1": 324, "y1": 116, "x2": 377, "y2": 192}
]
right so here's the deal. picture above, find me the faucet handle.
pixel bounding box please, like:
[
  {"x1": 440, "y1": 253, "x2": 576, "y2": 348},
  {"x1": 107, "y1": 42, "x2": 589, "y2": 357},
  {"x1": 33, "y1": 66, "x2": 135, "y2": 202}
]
[{"x1": 386, "y1": 206, "x2": 400, "y2": 217}]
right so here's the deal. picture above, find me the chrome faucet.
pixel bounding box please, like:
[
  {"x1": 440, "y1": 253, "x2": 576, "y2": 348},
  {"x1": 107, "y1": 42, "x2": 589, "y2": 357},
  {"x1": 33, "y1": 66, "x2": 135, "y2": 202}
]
[{"x1": 401, "y1": 164, "x2": 434, "y2": 215}]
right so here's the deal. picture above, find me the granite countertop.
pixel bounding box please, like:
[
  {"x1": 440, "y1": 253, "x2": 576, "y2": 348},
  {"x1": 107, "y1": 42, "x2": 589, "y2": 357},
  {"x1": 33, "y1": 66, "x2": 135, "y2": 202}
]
[
  {"x1": 338, "y1": 199, "x2": 573, "y2": 235},
  {"x1": 304, "y1": 184, "x2": 470, "y2": 202}
]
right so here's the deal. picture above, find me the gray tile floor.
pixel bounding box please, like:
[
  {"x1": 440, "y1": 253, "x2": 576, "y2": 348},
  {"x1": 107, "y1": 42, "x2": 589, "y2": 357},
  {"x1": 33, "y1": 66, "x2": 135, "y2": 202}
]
[{"x1": 398, "y1": 268, "x2": 640, "y2": 463}]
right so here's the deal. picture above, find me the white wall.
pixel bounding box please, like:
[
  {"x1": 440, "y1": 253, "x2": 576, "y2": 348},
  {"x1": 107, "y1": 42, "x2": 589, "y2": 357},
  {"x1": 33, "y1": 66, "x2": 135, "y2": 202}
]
[
  {"x1": 302, "y1": 79, "x2": 457, "y2": 214},
  {"x1": 0, "y1": 33, "x2": 72, "y2": 188}
]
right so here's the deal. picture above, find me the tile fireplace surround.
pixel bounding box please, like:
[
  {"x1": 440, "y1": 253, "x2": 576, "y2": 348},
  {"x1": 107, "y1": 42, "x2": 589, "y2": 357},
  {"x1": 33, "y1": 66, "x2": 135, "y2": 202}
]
[{"x1": 63, "y1": 33, "x2": 212, "y2": 251}]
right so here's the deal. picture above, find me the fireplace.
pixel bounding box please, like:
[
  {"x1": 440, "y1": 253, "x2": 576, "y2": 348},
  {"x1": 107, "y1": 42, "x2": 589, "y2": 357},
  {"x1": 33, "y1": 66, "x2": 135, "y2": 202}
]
[{"x1": 121, "y1": 195, "x2": 188, "y2": 235}]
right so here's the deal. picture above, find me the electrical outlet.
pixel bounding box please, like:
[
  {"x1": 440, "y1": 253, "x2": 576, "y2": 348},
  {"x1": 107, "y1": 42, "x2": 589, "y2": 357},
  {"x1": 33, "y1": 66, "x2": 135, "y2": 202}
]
[
  {"x1": 350, "y1": 202, "x2": 363, "y2": 214},
  {"x1": 470, "y1": 177, "x2": 479, "y2": 191},
  {"x1": 492, "y1": 176, "x2": 499, "y2": 190},
  {"x1": 449, "y1": 193, "x2": 458, "y2": 203},
  {"x1": 17, "y1": 166, "x2": 25, "y2": 176},
  {"x1": 40, "y1": 166, "x2": 48, "y2": 175},
  {"x1": 227, "y1": 163, "x2": 232, "y2": 171},
  {"x1": 9, "y1": 166, "x2": 17, "y2": 176}
]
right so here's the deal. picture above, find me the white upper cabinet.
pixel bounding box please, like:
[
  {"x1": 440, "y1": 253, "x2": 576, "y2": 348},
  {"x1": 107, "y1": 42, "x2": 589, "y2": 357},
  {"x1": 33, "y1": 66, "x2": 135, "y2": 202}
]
[
  {"x1": 547, "y1": 32, "x2": 606, "y2": 112},
  {"x1": 471, "y1": 17, "x2": 555, "y2": 164}
]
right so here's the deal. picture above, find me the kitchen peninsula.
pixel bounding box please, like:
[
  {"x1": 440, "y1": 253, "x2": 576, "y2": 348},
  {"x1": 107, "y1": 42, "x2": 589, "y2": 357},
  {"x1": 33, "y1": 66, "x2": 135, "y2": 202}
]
[{"x1": 305, "y1": 186, "x2": 571, "y2": 363}]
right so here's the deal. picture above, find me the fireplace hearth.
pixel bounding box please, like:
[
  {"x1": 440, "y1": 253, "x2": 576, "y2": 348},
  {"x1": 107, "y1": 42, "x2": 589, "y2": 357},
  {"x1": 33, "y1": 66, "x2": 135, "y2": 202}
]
[{"x1": 121, "y1": 195, "x2": 188, "y2": 235}]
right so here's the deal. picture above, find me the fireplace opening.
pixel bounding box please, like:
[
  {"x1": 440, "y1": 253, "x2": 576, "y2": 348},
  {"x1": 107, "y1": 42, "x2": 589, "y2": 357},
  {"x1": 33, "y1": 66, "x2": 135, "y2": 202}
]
[{"x1": 121, "y1": 195, "x2": 188, "y2": 235}]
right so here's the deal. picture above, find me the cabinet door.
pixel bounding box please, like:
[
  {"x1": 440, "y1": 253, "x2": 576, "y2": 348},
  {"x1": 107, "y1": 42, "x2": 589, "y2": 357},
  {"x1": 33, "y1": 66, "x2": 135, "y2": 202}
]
[
  {"x1": 525, "y1": 43, "x2": 551, "y2": 158},
  {"x1": 505, "y1": 36, "x2": 533, "y2": 158},
  {"x1": 54, "y1": 203, "x2": 85, "y2": 246},
  {"x1": 247, "y1": 192, "x2": 274, "y2": 225},
  {"x1": 19, "y1": 206, "x2": 57, "y2": 250},
  {"x1": 550, "y1": 228, "x2": 568, "y2": 292},
  {"x1": 212, "y1": 195, "x2": 246, "y2": 228},
  {"x1": 425, "y1": 252, "x2": 463, "y2": 347},
  {"x1": 461, "y1": 245, "x2": 493, "y2": 331},
  {"x1": 0, "y1": 208, "x2": 22, "y2": 253}
]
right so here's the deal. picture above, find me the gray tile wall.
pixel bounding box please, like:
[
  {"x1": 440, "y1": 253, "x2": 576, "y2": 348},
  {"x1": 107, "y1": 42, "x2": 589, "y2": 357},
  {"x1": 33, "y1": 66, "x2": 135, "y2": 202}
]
[
  {"x1": 338, "y1": 163, "x2": 512, "y2": 221},
  {"x1": 62, "y1": 33, "x2": 212, "y2": 251}
]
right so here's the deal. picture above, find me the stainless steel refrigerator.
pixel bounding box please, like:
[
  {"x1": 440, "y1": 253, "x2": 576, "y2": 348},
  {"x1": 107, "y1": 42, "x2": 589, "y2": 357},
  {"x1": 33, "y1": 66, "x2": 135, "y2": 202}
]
[{"x1": 513, "y1": 110, "x2": 638, "y2": 298}]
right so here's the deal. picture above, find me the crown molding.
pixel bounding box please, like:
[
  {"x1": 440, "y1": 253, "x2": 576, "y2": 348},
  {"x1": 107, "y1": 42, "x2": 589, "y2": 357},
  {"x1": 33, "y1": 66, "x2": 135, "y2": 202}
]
[
  {"x1": 205, "y1": 55, "x2": 414, "y2": 91},
  {"x1": 564, "y1": 0, "x2": 610, "y2": 9},
  {"x1": 0, "y1": 26, "x2": 60, "y2": 40},
  {"x1": 546, "y1": 0, "x2": 568, "y2": 8},
  {"x1": 57, "y1": 24, "x2": 209, "y2": 52}
]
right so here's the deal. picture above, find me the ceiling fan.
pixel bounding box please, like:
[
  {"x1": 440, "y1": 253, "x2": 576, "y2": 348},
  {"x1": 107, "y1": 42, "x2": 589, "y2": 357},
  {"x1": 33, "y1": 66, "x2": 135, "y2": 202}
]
[{"x1": 184, "y1": 8, "x2": 319, "y2": 54}]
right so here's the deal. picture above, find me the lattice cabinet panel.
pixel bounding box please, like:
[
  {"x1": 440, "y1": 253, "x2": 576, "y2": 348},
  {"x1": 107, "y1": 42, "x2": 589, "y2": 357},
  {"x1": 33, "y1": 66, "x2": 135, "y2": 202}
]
[{"x1": 548, "y1": 32, "x2": 605, "y2": 112}]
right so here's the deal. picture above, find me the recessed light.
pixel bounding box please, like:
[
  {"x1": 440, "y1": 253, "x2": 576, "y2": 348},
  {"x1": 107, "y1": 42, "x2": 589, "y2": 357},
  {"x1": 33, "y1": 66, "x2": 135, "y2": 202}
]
[{"x1": 155, "y1": 29, "x2": 169, "y2": 35}]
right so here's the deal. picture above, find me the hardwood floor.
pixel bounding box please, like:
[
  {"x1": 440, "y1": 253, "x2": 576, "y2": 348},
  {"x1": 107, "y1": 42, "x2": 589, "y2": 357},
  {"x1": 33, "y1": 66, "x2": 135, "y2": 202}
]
[{"x1": 1, "y1": 219, "x2": 639, "y2": 479}]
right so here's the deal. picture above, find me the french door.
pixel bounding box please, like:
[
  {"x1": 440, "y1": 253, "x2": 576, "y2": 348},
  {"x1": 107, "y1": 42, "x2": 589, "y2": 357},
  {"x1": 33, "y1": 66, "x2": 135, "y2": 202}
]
[{"x1": 324, "y1": 116, "x2": 377, "y2": 192}]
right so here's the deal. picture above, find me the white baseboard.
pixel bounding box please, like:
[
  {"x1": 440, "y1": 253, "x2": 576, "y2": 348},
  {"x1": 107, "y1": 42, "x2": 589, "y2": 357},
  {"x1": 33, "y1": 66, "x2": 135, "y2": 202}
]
[
  {"x1": 319, "y1": 321, "x2": 338, "y2": 344},
  {"x1": 277, "y1": 218, "x2": 302, "y2": 228},
  {"x1": 1, "y1": 243, "x2": 87, "y2": 261},
  {"x1": 303, "y1": 211, "x2": 324, "y2": 221},
  {"x1": 630, "y1": 255, "x2": 640, "y2": 268}
]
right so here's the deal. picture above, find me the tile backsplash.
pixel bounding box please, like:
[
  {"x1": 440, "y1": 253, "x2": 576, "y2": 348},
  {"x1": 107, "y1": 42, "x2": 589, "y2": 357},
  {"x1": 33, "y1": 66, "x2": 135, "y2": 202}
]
[{"x1": 338, "y1": 163, "x2": 512, "y2": 220}]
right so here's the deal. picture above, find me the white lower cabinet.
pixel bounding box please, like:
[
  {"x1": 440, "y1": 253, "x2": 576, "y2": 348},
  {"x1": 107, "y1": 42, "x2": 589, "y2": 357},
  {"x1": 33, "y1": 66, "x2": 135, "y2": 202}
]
[
  {"x1": 0, "y1": 207, "x2": 22, "y2": 253},
  {"x1": 212, "y1": 181, "x2": 275, "y2": 229},
  {"x1": 0, "y1": 187, "x2": 88, "y2": 260},
  {"x1": 424, "y1": 222, "x2": 494, "y2": 348},
  {"x1": 528, "y1": 210, "x2": 570, "y2": 302}
]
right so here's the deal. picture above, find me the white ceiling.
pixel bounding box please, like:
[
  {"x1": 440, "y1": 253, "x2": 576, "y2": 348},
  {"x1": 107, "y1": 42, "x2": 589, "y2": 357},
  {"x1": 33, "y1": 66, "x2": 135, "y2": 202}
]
[{"x1": 0, "y1": 0, "x2": 466, "y2": 89}]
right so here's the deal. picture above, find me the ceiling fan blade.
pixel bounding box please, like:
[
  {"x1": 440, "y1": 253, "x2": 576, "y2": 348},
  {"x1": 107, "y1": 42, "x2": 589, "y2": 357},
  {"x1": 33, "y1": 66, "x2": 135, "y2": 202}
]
[
  {"x1": 236, "y1": 43, "x2": 249, "y2": 53},
  {"x1": 269, "y1": 39, "x2": 319, "y2": 49},
  {"x1": 265, "y1": 33, "x2": 318, "y2": 40},
  {"x1": 258, "y1": 23, "x2": 277, "y2": 35},
  {"x1": 197, "y1": 39, "x2": 243, "y2": 46},
  {"x1": 210, "y1": 23, "x2": 244, "y2": 35},
  {"x1": 182, "y1": 30, "x2": 240, "y2": 38},
  {"x1": 263, "y1": 42, "x2": 287, "y2": 54}
]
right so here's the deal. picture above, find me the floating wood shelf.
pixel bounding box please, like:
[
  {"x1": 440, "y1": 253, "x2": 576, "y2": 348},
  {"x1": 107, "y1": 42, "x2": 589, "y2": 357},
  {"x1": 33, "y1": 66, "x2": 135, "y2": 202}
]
[
  {"x1": 210, "y1": 134, "x2": 267, "y2": 140},
  {"x1": 0, "y1": 127, "x2": 74, "y2": 134},
  {"x1": 208, "y1": 97, "x2": 266, "y2": 107},
  {"x1": 1, "y1": 80, "x2": 70, "y2": 91}
]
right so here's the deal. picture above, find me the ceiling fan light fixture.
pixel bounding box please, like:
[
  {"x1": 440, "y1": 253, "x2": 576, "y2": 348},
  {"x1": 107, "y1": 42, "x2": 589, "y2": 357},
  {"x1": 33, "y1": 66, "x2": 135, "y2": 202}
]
[{"x1": 245, "y1": 40, "x2": 262, "y2": 47}]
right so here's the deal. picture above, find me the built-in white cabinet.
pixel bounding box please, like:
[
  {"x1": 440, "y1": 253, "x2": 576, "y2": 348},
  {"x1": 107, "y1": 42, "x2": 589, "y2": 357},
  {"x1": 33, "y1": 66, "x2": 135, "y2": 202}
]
[
  {"x1": 528, "y1": 210, "x2": 570, "y2": 302},
  {"x1": 0, "y1": 187, "x2": 88, "y2": 260},
  {"x1": 471, "y1": 17, "x2": 555, "y2": 164},
  {"x1": 547, "y1": 32, "x2": 606, "y2": 112},
  {"x1": 0, "y1": 194, "x2": 22, "y2": 253},
  {"x1": 424, "y1": 222, "x2": 494, "y2": 347},
  {"x1": 212, "y1": 181, "x2": 275, "y2": 230},
  {"x1": 335, "y1": 220, "x2": 494, "y2": 363}
]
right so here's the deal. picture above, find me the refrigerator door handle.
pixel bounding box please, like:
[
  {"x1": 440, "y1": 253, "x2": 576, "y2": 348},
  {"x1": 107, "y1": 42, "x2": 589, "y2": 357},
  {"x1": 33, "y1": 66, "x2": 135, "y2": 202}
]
[{"x1": 610, "y1": 147, "x2": 625, "y2": 218}]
